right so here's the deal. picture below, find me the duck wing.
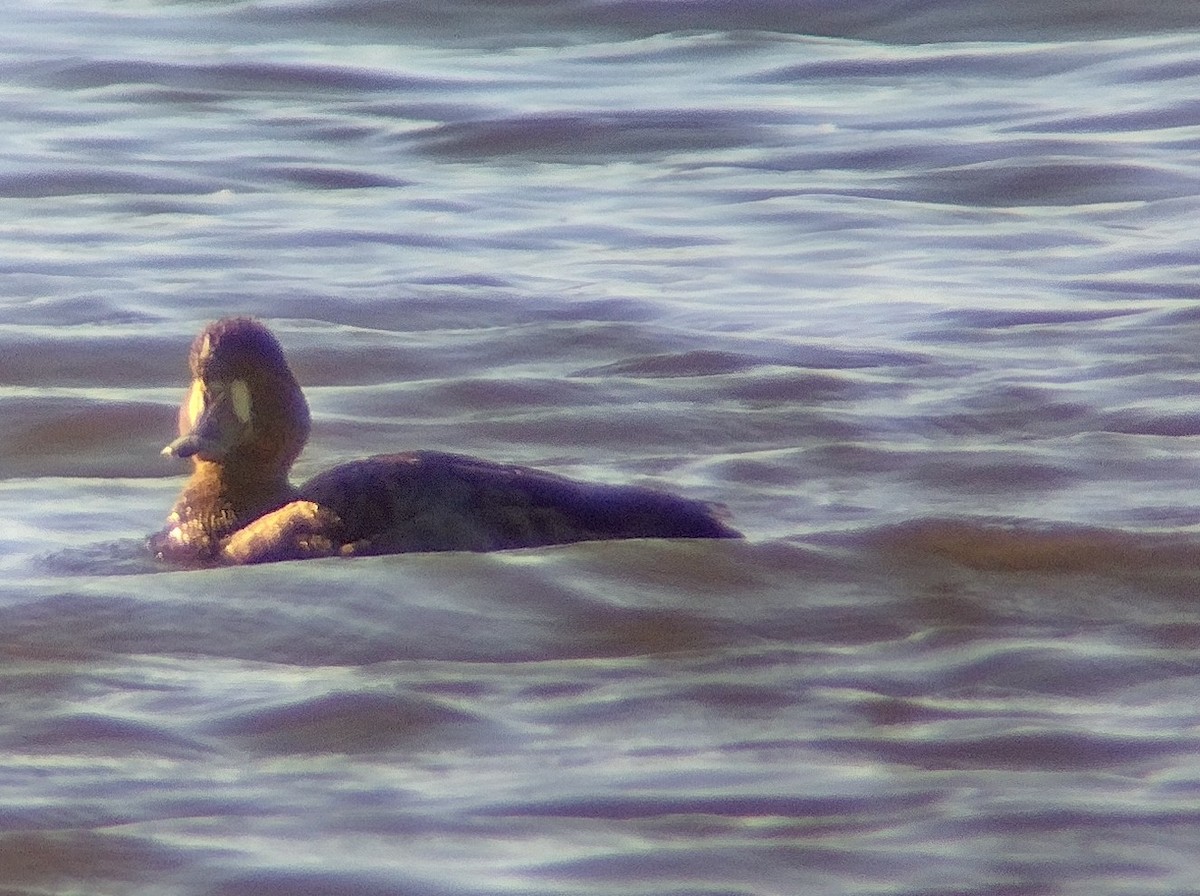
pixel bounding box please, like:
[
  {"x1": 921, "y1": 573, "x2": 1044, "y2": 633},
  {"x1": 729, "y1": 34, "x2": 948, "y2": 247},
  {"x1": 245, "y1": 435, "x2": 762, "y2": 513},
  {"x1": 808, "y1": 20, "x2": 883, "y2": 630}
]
[{"x1": 298, "y1": 451, "x2": 740, "y2": 554}]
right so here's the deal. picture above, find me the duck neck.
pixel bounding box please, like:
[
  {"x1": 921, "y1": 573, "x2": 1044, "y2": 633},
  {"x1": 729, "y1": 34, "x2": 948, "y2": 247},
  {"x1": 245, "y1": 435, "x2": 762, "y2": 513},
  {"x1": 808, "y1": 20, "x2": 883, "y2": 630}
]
[{"x1": 175, "y1": 457, "x2": 298, "y2": 536}]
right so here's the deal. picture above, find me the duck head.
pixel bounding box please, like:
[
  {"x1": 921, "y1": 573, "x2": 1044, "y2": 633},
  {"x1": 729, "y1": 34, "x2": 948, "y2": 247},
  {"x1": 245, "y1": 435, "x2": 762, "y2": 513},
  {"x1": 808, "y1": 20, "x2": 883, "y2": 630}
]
[{"x1": 162, "y1": 317, "x2": 310, "y2": 478}]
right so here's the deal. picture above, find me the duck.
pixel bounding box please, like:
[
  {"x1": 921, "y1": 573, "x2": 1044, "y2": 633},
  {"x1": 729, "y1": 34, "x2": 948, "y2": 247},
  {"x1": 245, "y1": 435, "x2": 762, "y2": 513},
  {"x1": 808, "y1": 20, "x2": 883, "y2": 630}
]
[{"x1": 150, "y1": 317, "x2": 740, "y2": 565}]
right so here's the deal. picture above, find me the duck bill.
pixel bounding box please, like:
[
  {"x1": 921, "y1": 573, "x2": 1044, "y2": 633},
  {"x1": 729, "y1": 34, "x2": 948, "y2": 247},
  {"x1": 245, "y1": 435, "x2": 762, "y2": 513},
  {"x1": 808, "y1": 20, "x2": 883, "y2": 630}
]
[{"x1": 161, "y1": 391, "x2": 244, "y2": 462}]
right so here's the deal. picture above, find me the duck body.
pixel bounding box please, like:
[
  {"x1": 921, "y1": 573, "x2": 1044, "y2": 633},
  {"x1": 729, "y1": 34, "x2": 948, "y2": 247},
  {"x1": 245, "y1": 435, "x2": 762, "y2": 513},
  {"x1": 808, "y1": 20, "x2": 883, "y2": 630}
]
[{"x1": 151, "y1": 317, "x2": 740, "y2": 566}]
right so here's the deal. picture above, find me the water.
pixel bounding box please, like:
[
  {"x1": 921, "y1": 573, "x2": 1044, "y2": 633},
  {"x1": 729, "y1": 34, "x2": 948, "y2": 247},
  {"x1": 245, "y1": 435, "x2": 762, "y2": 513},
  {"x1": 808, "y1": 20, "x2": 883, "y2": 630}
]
[{"x1": 2, "y1": 1, "x2": 1200, "y2": 892}]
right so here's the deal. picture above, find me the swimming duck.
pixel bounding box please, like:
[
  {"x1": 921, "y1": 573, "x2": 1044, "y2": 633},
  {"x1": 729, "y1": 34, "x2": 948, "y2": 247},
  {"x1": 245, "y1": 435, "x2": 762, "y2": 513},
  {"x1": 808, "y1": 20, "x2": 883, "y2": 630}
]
[{"x1": 150, "y1": 317, "x2": 740, "y2": 565}]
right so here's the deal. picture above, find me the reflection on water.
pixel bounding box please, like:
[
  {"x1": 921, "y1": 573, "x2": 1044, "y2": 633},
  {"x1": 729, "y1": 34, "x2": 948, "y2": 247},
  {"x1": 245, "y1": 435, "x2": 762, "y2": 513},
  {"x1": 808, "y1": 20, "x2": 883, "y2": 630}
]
[{"x1": 3, "y1": 0, "x2": 1200, "y2": 892}]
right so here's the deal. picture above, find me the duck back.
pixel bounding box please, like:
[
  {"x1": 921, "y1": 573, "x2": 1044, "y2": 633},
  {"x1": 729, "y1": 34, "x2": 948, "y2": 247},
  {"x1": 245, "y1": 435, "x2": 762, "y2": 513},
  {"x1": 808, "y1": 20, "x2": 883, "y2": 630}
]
[{"x1": 300, "y1": 451, "x2": 740, "y2": 555}]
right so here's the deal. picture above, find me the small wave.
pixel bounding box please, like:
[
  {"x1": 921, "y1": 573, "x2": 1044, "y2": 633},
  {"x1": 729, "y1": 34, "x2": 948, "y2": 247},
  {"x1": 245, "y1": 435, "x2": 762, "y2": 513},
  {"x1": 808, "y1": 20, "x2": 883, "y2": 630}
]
[
  {"x1": 1016, "y1": 99, "x2": 1200, "y2": 134},
  {"x1": 36, "y1": 57, "x2": 439, "y2": 94},
  {"x1": 578, "y1": 349, "x2": 760, "y2": 378},
  {"x1": 817, "y1": 728, "x2": 1192, "y2": 772},
  {"x1": 577, "y1": 344, "x2": 928, "y2": 379},
  {"x1": 261, "y1": 165, "x2": 411, "y2": 191},
  {"x1": 37, "y1": 540, "x2": 163, "y2": 577},
  {"x1": 1101, "y1": 410, "x2": 1200, "y2": 438},
  {"x1": 0, "y1": 397, "x2": 171, "y2": 479},
  {"x1": 236, "y1": 0, "x2": 1200, "y2": 42},
  {"x1": 207, "y1": 868, "x2": 477, "y2": 896},
  {"x1": 0, "y1": 168, "x2": 219, "y2": 199},
  {"x1": 927, "y1": 307, "x2": 1143, "y2": 331},
  {"x1": 751, "y1": 46, "x2": 1091, "y2": 84},
  {"x1": 891, "y1": 159, "x2": 1196, "y2": 208},
  {"x1": 212, "y1": 690, "x2": 489, "y2": 754},
  {"x1": 0, "y1": 831, "x2": 188, "y2": 892},
  {"x1": 867, "y1": 517, "x2": 1200, "y2": 575},
  {"x1": 10, "y1": 712, "x2": 205, "y2": 757},
  {"x1": 411, "y1": 109, "x2": 766, "y2": 160}
]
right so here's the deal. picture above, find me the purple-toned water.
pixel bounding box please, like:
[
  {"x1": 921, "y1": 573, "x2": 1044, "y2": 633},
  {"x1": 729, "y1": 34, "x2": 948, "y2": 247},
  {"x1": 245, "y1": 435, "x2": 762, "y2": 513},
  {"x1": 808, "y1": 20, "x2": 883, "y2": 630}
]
[{"x1": 2, "y1": 2, "x2": 1200, "y2": 893}]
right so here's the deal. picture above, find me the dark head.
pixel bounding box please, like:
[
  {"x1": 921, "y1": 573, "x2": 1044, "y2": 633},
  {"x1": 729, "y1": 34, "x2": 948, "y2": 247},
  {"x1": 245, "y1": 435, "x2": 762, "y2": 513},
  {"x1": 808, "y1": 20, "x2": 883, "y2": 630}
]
[{"x1": 162, "y1": 318, "x2": 310, "y2": 479}]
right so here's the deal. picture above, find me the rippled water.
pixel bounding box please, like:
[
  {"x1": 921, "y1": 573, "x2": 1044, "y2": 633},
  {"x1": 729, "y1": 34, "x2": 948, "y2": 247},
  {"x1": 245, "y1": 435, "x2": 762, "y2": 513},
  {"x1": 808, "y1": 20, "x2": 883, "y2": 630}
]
[{"x1": 3, "y1": 1, "x2": 1200, "y2": 893}]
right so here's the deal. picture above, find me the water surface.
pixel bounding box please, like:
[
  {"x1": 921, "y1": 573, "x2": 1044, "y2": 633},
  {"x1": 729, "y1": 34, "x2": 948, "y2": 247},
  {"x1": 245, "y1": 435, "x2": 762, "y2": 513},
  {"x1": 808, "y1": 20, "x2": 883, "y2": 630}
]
[{"x1": 3, "y1": 1, "x2": 1200, "y2": 893}]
